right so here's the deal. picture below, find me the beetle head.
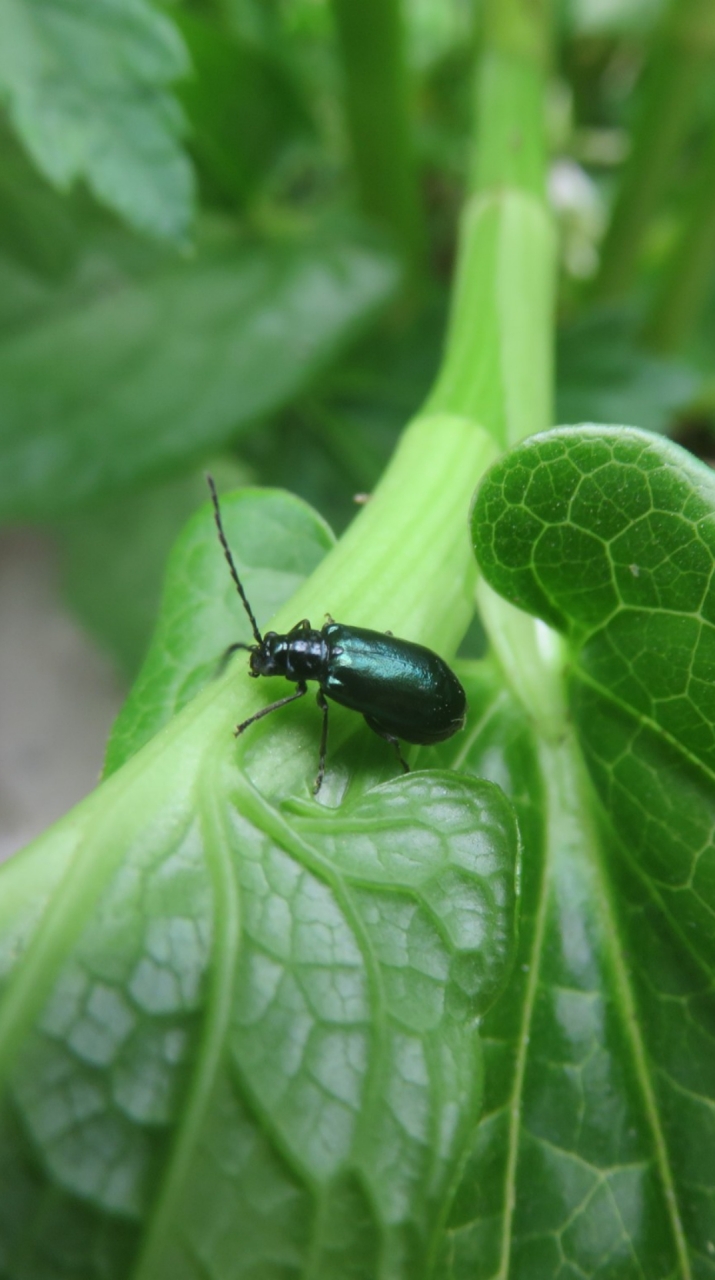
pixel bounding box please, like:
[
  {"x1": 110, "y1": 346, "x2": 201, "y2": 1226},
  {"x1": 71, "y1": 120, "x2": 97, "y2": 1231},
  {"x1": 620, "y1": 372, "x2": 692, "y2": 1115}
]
[{"x1": 248, "y1": 632, "x2": 284, "y2": 678}]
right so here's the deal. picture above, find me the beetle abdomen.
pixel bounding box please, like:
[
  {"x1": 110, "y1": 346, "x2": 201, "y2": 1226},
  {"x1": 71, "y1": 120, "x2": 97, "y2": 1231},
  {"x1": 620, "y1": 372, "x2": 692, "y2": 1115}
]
[{"x1": 322, "y1": 624, "x2": 466, "y2": 744}]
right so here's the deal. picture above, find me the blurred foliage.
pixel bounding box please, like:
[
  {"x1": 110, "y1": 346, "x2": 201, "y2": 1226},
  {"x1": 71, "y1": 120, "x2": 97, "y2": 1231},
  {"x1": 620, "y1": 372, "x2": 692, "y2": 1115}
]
[
  {"x1": 556, "y1": 306, "x2": 697, "y2": 431},
  {"x1": 0, "y1": 0, "x2": 713, "y2": 675},
  {"x1": 0, "y1": 0, "x2": 194, "y2": 242}
]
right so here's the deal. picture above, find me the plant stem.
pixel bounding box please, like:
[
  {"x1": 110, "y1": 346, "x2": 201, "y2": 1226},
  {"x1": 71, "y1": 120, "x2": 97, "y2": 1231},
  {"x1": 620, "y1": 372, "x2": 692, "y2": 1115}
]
[
  {"x1": 331, "y1": 0, "x2": 425, "y2": 273},
  {"x1": 644, "y1": 124, "x2": 715, "y2": 352},
  {"x1": 273, "y1": 0, "x2": 554, "y2": 666},
  {"x1": 593, "y1": 0, "x2": 715, "y2": 303},
  {"x1": 212, "y1": 0, "x2": 555, "y2": 739},
  {"x1": 472, "y1": 0, "x2": 550, "y2": 198},
  {"x1": 274, "y1": 413, "x2": 494, "y2": 653},
  {"x1": 426, "y1": 0, "x2": 554, "y2": 447}
]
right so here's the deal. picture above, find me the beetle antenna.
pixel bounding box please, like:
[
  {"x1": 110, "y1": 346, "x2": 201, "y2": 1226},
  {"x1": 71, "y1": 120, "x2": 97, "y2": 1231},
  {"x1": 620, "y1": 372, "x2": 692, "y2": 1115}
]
[{"x1": 206, "y1": 475, "x2": 263, "y2": 645}]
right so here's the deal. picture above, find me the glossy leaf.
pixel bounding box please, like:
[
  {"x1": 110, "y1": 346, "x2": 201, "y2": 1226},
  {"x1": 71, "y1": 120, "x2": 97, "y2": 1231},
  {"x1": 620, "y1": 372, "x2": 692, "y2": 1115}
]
[
  {"x1": 0, "y1": 230, "x2": 399, "y2": 521},
  {"x1": 448, "y1": 425, "x2": 715, "y2": 1276},
  {"x1": 0, "y1": 484, "x2": 520, "y2": 1280},
  {"x1": 0, "y1": 0, "x2": 194, "y2": 242}
]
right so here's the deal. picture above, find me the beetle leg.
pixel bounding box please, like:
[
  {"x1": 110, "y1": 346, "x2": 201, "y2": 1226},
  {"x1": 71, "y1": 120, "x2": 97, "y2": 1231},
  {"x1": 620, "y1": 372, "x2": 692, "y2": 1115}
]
[
  {"x1": 366, "y1": 722, "x2": 410, "y2": 774},
  {"x1": 386, "y1": 735, "x2": 410, "y2": 773},
  {"x1": 313, "y1": 690, "x2": 330, "y2": 795},
  {"x1": 234, "y1": 682, "x2": 307, "y2": 736}
]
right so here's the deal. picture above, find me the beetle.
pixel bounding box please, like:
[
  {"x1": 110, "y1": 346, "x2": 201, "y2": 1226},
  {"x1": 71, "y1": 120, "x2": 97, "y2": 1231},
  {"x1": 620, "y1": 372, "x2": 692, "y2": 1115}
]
[{"x1": 208, "y1": 476, "x2": 467, "y2": 793}]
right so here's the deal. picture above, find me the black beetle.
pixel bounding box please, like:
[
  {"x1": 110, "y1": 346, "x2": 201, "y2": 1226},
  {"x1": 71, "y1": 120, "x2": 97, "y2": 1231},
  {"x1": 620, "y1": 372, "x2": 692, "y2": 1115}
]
[{"x1": 208, "y1": 476, "x2": 467, "y2": 793}]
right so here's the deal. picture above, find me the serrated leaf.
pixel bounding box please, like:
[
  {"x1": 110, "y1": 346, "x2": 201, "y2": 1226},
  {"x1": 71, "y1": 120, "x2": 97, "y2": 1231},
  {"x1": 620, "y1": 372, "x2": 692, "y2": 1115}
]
[
  {"x1": 0, "y1": 230, "x2": 400, "y2": 521},
  {"x1": 0, "y1": 0, "x2": 194, "y2": 242},
  {"x1": 455, "y1": 426, "x2": 715, "y2": 1276}
]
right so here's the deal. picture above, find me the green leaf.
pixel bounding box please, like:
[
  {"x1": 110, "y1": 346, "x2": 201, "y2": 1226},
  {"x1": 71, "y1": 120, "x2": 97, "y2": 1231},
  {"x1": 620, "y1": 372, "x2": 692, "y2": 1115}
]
[
  {"x1": 556, "y1": 309, "x2": 698, "y2": 435},
  {"x1": 104, "y1": 484, "x2": 336, "y2": 774},
  {"x1": 0, "y1": 0, "x2": 194, "y2": 243},
  {"x1": 456, "y1": 426, "x2": 715, "y2": 1276},
  {"x1": 0, "y1": 127, "x2": 86, "y2": 280},
  {"x1": 0, "y1": 769, "x2": 518, "y2": 1279},
  {"x1": 0, "y1": 229, "x2": 400, "y2": 522},
  {"x1": 0, "y1": 485, "x2": 519, "y2": 1279}
]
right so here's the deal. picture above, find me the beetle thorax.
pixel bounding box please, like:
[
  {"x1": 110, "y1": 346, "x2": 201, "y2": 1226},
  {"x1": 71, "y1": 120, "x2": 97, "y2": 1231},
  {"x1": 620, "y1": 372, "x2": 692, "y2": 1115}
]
[{"x1": 249, "y1": 628, "x2": 328, "y2": 683}]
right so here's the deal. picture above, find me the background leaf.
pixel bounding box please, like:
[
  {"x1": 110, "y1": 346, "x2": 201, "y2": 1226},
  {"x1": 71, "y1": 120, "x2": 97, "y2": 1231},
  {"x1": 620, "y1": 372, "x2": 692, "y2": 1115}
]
[
  {"x1": 0, "y1": 0, "x2": 194, "y2": 242},
  {"x1": 0, "y1": 228, "x2": 400, "y2": 521},
  {"x1": 241, "y1": 296, "x2": 447, "y2": 534},
  {"x1": 175, "y1": 11, "x2": 312, "y2": 210},
  {"x1": 556, "y1": 309, "x2": 698, "y2": 435}
]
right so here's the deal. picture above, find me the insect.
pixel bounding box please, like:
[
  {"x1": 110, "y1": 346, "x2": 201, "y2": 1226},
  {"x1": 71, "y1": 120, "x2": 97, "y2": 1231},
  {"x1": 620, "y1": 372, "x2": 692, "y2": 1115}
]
[{"x1": 208, "y1": 476, "x2": 467, "y2": 794}]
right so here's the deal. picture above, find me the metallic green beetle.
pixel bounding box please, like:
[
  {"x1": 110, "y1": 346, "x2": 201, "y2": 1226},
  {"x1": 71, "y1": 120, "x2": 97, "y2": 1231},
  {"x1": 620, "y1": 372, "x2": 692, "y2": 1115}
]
[{"x1": 209, "y1": 477, "x2": 467, "y2": 793}]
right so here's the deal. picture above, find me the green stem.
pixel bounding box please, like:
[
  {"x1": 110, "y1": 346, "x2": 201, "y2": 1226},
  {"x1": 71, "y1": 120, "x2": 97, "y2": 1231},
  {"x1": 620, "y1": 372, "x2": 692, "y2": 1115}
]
[
  {"x1": 277, "y1": 0, "x2": 553, "y2": 672},
  {"x1": 175, "y1": 0, "x2": 554, "y2": 761},
  {"x1": 473, "y1": 0, "x2": 550, "y2": 197},
  {"x1": 432, "y1": 0, "x2": 562, "y2": 741},
  {"x1": 644, "y1": 124, "x2": 715, "y2": 352},
  {"x1": 426, "y1": 0, "x2": 554, "y2": 446},
  {"x1": 330, "y1": 0, "x2": 425, "y2": 273},
  {"x1": 270, "y1": 416, "x2": 494, "y2": 679},
  {"x1": 593, "y1": 0, "x2": 715, "y2": 303},
  {"x1": 237, "y1": 0, "x2": 554, "y2": 775}
]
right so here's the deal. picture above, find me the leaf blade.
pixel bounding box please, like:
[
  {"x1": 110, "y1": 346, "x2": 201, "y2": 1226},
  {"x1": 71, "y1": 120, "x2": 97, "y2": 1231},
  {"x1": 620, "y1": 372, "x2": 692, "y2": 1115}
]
[
  {"x1": 465, "y1": 427, "x2": 715, "y2": 1275},
  {"x1": 0, "y1": 233, "x2": 400, "y2": 520}
]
